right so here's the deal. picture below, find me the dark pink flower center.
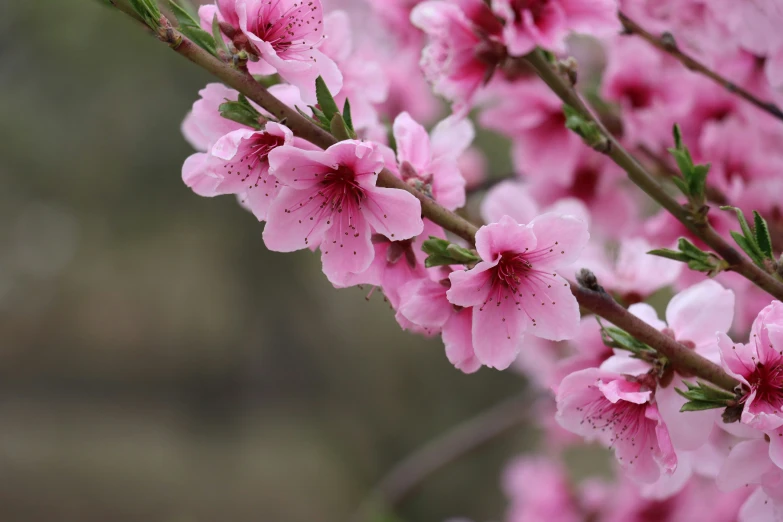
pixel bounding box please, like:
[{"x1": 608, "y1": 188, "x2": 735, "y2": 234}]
[
  {"x1": 228, "y1": 132, "x2": 285, "y2": 190},
  {"x1": 319, "y1": 164, "x2": 366, "y2": 211},
  {"x1": 746, "y1": 361, "x2": 783, "y2": 410},
  {"x1": 251, "y1": 0, "x2": 323, "y2": 56},
  {"x1": 623, "y1": 84, "x2": 654, "y2": 109},
  {"x1": 493, "y1": 251, "x2": 534, "y2": 292}
]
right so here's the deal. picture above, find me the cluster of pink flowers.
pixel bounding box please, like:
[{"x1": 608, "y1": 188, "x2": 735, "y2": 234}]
[{"x1": 176, "y1": 0, "x2": 783, "y2": 520}]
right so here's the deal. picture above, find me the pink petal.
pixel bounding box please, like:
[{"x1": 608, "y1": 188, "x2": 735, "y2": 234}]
[
  {"x1": 656, "y1": 374, "x2": 719, "y2": 451},
  {"x1": 263, "y1": 186, "x2": 331, "y2": 252},
  {"x1": 362, "y1": 187, "x2": 424, "y2": 241},
  {"x1": 475, "y1": 215, "x2": 537, "y2": 263},
  {"x1": 527, "y1": 212, "x2": 590, "y2": 270},
  {"x1": 430, "y1": 115, "x2": 475, "y2": 160},
  {"x1": 393, "y1": 112, "x2": 432, "y2": 172},
  {"x1": 446, "y1": 262, "x2": 495, "y2": 307},
  {"x1": 398, "y1": 279, "x2": 452, "y2": 330},
  {"x1": 718, "y1": 332, "x2": 754, "y2": 383},
  {"x1": 628, "y1": 303, "x2": 668, "y2": 331},
  {"x1": 442, "y1": 309, "x2": 481, "y2": 373},
  {"x1": 520, "y1": 273, "x2": 580, "y2": 341},
  {"x1": 481, "y1": 180, "x2": 540, "y2": 225},
  {"x1": 320, "y1": 208, "x2": 374, "y2": 285},
  {"x1": 472, "y1": 292, "x2": 527, "y2": 369},
  {"x1": 666, "y1": 280, "x2": 735, "y2": 348},
  {"x1": 716, "y1": 439, "x2": 772, "y2": 491},
  {"x1": 267, "y1": 146, "x2": 336, "y2": 189},
  {"x1": 182, "y1": 152, "x2": 222, "y2": 196}
]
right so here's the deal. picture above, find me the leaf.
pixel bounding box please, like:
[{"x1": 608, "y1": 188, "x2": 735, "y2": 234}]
[
  {"x1": 754, "y1": 210, "x2": 773, "y2": 258},
  {"x1": 330, "y1": 114, "x2": 352, "y2": 141},
  {"x1": 647, "y1": 248, "x2": 690, "y2": 263},
  {"x1": 680, "y1": 400, "x2": 725, "y2": 412},
  {"x1": 169, "y1": 1, "x2": 217, "y2": 55},
  {"x1": 315, "y1": 76, "x2": 339, "y2": 123},
  {"x1": 219, "y1": 94, "x2": 264, "y2": 129},
  {"x1": 211, "y1": 13, "x2": 229, "y2": 55},
  {"x1": 731, "y1": 231, "x2": 766, "y2": 267},
  {"x1": 129, "y1": 0, "x2": 161, "y2": 28},
  {"x1": 672, "y1": 123, "x2": 683, "y2": 150},
  {"x1": 342, "y1": 98, "x2": 354, "y2": 133},
  {"x1": 422, "y1": 237, "x2": 478, "y2": 267}
]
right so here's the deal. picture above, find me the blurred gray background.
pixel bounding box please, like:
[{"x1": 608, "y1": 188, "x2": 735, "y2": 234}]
[{"x1": 0, "y1": 2, "x2": 532, "y2": 520}]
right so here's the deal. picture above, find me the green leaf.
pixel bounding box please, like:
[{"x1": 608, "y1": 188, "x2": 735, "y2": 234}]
[
  {"x1": 754, "y1": 210, "x2": 774, "y2": 258},
  {"x1": 422, "y1": 237, "x2": 478, "y2": 267},
  {"x1": 342, "y1": 98, "x2": 354, "y2": 133},
  {"x1": 680, "y1": 400, "x2": 725, "y2": 412},
  {"x1": 169, "y1": 1, "x2": 217, "y2": 55},
  {"x1": 315, "y1": 76, "x2": 340, "y2": 123},
  {"x1": 731, "y1": 231, "x2": 766, "y2": 267},
  {"x1": 563, "y1": 104, "x2": 607, "y2": 151},
  {"x1": 218, "y1": 94, "x2": 264, "y2": 129},
  {"x1": 330, "y1": 114, "x2": 352, "y2": 141},
  {"x1": 672, "y1": 123, "x2": 683, "y2": 150},
  {"x1": 647, "y1": 248, "x2": 690, "y2": 263},
  {"x1": 129, "y1": 0, "x2": 161, "y2": 28},
  {"x1": 211, "y1": 14, "x2": 229, "y2": 55}
]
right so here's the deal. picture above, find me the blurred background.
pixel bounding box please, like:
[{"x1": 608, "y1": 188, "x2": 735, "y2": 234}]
[{"x1": 0, "y1": 2, "x2": 539, "y2": 520}]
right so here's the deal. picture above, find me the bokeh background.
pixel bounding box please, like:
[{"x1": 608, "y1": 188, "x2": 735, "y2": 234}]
[{"x1": 0, "y1": 2, "x2": 544, "y2": 520}]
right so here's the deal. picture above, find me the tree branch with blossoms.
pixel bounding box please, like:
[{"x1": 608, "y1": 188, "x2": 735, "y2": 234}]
[
  {"x1": 100, "y1": 0, "x2": 783, "y2": 518},
  {"x1": 618, "y1": 12, "x2": 783, "y2": 123},
  {"x1": 104, "y1": 1, "x2": 743, "y2": 394},
  {"x1": 522, "y1": 49, "x2": 783, "y2": 303}
]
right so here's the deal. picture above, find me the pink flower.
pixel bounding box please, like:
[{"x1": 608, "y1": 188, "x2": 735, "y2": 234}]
[
  {"x1": 411, "y1": 0, "x2": 504, "y2": 114},
  {"x1": 390, "y1": 112, "x2": 473, "y2": 211},
  {"x1": 201, "y1": 0, "x2": 342, "y2": 103},
  {"x1": 719, "y1": 301, "x2": 783, "y2": 431},
  {"x1": 182, "y1": 122, "x2": 294, "y2": 221},
  {"x1": 602, "y1": 36, "x2": 693, "y2": 150},
  {"x1": 397, "y1": 268, "x2": 481, "y2": 373},
  {"x1": 492, "y1": 0, "x2": 620, "y2": 56},
  {"x1": 585, "y1": 237, "x2": 682, "y2": 302},
  {"x1": 556, "y1": 367, "x2": 677, "y2": 483},
  {"x1": 503, "y1": 457, "x2": 583, "y2": 522},
  {"x1": 480, "y1": 79, "x2": 584, "y2": 181},
  {"x1": 263, "y1": 140, "x2": 424, "y2": 284},
  {"x1": 446, "y1": 214, "x2": 588, "y2": 369},
  {"x1": 339, "y1": 220, "x2": 444, "y2": 309},
  {"x1": 181, "y1": 82, "x2": 308, "y2": 152}
]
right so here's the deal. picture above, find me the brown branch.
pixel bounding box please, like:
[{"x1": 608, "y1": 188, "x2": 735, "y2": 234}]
[
  {"x1": 348, "y1": 393, "x2": 531, "y2": 522},
  {"x1": 522, "y1": 49, "x2": 783, "y2": 303},
  {"x1": 107, "y1": 7, "x2": 742, "y2": 392},
  {"x1": 619, "y1": 12, "x2": 783, "y2": 122}
]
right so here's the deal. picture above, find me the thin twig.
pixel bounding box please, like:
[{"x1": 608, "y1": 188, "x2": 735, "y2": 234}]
[
  {"x1": 106, "y1": 7, "x2": 742, "y2": 392},
  {"x1": 619, "y1": 12, "x2": 783, "y2": 122},
  {"x1": 349, "y1": 393, "x2": 531, "y2": 522},
  {"x1": 522, "y1": 49, "x2": 783, "y2": 303}
]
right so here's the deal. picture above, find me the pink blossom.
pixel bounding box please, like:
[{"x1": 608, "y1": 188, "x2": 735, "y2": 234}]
[
  {"x1": 503, "y1": 457, "x2": 583, "y2": 522},
  {"x1": 481, "y1": 180, "x2": 590, "y2": 228},
  {"x1": 263, "y1": 140, "x2": 424, "y2": 284},
  {"x1": 602, "y1": 36, "x2": 693, "y2": 150},
  {"x1": 585, "y1": 237, "x2": 682, "y2": 303},
  {"x1": 339, "y1": 220, "x2": 444, "y2": 309},
  {"x1": 556, "y1": 367, "x2": 677, "y2": 483},
  {"x1": 446, "y1": 214, "x2": 588, "y2": 369},
  {"x1": 201, "y1": 0, "x2": 342, "y2": 103},
  {"x1": 397, "y1": 268, "x2": 481, "y2": 373},
  {"x1": 390, "y1": 112, "x2": 473, "y2": 210},
  {"x1": 719, "y1": 301, "x2": 783, "y2": 431},
  {"x1": 181, "y1": 83, "x2": 308, "y2": 152},
  {"x1": 182, "y1": 122, "x2": 294, "y2": 221},
  {"x1": 480, "y1": 79, "x2": 584, "y2": 181},
  {"x1": 411, "y1": 0, "x2": 504, "y2": 114},
  {"x1": 492, "y1": 0, "x2": 620, "y2": 56},
  {"x1": 376, "y1": 47, "x2": 442, "y2": 125}
]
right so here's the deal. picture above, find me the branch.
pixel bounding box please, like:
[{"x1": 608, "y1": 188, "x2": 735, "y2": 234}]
[
  {"x1": 618, "y1": 12, "x2": 783, "y2": 123},
  {"x1": 106, "y1": 7, "x2": 741, "y2": 392},
  {"x1": 523, "y1": 49, "x2": 783, "y2": 303},
  {"x1": 572, "y1": 283, "x2": 740, "y2": 391},
  {"x1": 637, "y1": 145, "x2": 728, "y2": 205},
  {"x1": 348, "y1": 393, "x2": 531, "y2": 522}
]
